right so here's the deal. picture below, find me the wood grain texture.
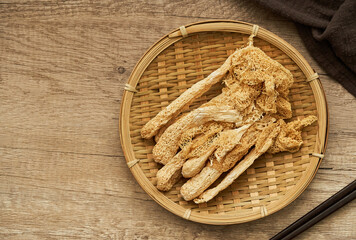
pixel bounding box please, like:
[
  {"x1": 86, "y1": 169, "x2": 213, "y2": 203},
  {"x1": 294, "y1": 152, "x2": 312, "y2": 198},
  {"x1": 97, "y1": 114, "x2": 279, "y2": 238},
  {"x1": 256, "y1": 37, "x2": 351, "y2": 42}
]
[{"x1": 0, "y1": 0, "x2": 355, "y2": 239}]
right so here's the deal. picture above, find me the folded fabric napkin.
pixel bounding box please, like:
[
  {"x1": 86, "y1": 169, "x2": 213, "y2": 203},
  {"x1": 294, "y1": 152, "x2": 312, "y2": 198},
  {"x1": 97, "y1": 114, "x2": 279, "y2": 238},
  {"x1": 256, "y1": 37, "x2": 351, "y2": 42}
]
[{"x1": 254, "y1": 0, "x2": 356, "y2": 97}]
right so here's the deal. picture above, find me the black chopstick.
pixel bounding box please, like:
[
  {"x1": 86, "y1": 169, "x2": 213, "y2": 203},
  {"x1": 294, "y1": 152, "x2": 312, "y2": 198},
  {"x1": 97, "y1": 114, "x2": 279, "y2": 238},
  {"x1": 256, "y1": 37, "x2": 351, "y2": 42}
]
[{"x1": 271, "y1": 179, "x2": 356, "y2": 240}]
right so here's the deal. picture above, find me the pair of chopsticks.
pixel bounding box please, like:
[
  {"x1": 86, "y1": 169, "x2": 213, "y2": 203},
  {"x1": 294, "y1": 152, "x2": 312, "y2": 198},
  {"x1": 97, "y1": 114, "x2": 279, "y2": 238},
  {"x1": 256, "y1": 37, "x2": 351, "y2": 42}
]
[{"x1": 271, "y1": 179, "x2": 356, "y2": 240}]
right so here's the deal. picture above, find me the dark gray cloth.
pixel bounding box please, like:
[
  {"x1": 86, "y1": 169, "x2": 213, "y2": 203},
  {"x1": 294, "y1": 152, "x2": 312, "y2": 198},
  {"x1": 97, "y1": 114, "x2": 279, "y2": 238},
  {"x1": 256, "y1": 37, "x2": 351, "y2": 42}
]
[{"x1": 254, "y1": 0, "x2": 356, "y2": 97}]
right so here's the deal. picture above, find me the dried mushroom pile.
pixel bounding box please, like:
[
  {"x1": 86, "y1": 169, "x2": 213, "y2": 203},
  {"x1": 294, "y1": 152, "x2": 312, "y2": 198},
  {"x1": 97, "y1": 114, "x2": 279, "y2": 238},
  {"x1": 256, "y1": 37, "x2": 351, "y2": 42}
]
[{"x1": 140, "y1": 38, "x2": 317, "y2": 204}]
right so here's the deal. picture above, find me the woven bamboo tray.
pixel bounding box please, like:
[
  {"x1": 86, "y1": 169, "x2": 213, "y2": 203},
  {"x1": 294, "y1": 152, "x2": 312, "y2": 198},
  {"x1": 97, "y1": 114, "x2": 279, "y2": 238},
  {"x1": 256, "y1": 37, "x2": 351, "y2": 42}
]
[{"x1": 120, "y1": 20, "x2": 328, "y2": 225}]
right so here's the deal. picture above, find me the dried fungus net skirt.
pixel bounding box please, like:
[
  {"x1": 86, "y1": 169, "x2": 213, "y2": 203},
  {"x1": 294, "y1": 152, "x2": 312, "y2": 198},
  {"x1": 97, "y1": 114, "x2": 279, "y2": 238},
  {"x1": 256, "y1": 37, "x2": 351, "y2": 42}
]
[{"x1": 120, "y1": 21, "x2": 328, "y2": 225}]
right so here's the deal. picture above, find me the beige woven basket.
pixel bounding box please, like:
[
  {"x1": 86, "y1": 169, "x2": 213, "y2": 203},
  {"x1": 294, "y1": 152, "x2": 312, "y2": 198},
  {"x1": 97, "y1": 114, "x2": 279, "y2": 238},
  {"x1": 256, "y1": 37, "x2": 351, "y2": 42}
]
[{"x1": 120, "y1": 20, "x2": 328, "y2": 225}]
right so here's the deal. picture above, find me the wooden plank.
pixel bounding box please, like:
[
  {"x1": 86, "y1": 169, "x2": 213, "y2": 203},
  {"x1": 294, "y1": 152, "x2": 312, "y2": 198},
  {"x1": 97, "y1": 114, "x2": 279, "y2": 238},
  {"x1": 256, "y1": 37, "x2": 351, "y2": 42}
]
[
  {"x1": 0, "y1": 0, "x2": 283, "y2": 21},
  {"x1": 0, "y1": 148, "x2": 355, "y2": 239}
]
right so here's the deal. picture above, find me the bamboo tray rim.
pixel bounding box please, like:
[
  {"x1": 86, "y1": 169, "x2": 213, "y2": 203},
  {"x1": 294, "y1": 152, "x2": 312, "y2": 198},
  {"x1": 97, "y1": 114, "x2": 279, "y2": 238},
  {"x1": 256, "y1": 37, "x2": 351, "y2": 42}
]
[{"x1": 120, "y1": 20, "x2": 329, "y2": 225}]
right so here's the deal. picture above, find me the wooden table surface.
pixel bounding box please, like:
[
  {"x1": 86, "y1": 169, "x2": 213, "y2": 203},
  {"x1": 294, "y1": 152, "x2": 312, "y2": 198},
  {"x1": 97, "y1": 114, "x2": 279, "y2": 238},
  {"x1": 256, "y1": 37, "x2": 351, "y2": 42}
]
[{"x1": 1, "y1": 1, "x2": 355, "y2": 239}]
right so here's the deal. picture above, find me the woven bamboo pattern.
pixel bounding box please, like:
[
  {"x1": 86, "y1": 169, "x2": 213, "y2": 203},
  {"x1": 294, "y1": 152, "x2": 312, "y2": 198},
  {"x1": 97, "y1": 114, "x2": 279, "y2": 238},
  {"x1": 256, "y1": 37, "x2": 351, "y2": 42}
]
[{"x1": 120, "y1": 21, "x2": 328, "y2": 225}]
